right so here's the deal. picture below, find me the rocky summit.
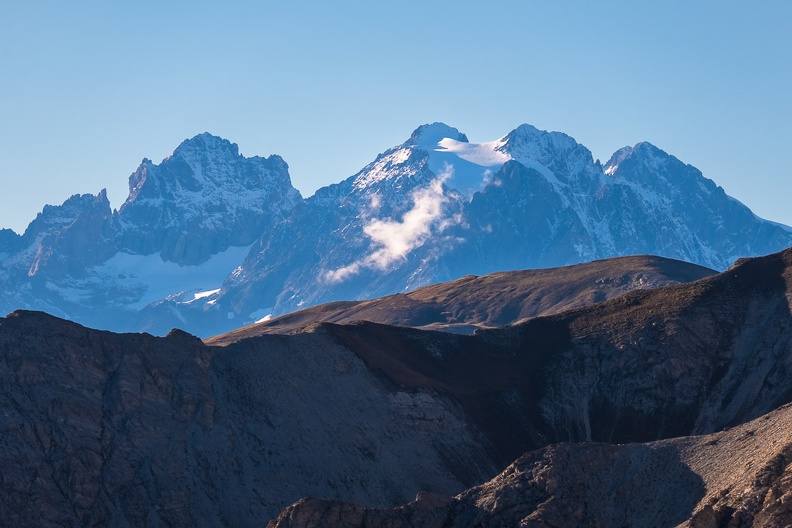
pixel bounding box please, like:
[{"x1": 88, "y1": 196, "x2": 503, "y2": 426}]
[
  {"x1": 1, "y1": 124, "x2": 791, "y2": 337},
  {"x1": 0, "y1": 133, "x2": 301, "y2": 333}
]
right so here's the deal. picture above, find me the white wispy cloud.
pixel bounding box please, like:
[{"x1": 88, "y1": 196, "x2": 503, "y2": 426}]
[{"x1": 326, "y1": 167, "x2": 457, "y2": 283}]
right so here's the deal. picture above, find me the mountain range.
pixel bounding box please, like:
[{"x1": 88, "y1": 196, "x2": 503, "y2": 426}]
[
  {"x1": 2, "y1": 123, "x2": 791, "y2": 337},
  {"x1": 3, "y1": 246, "x2": 792, "y2": 525}
]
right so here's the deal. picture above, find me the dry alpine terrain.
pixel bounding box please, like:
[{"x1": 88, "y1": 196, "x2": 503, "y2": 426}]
[
  {"x1": 1, "y1": 248, "x2": 792, "y2": 525},
  {"x1": 214, "y1": 254, "x2": 715, "y2": 339},
  {"x1": 269, "y1": 401, "x2": 792, "y2": 528}
]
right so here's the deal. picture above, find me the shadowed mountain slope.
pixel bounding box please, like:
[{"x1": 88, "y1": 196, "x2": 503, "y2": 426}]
[
  {"x1": 2, "y1": 247, "x2": 792, "y2": 525},
  {"x1": 307, "y1": 247, "x2": 792, "y2": 464},
  {"x1": 211, "y1": 254, "x2": 715, "y2": 340},
  {"x1": 0, "y1": 311, "x2": 496, "y2": 526},
  {"x1": 269, "y1": 401, "x2": 792, "y2": 528}
]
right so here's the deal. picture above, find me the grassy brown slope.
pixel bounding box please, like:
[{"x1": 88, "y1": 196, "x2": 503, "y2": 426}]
[{"x1": 208, "y1": 254, "x2": 715, "y2": 344}]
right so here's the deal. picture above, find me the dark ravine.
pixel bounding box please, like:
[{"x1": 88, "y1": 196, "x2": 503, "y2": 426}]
[{"x1": 2, "y1": 247, "x2": 792, "y2": 525}]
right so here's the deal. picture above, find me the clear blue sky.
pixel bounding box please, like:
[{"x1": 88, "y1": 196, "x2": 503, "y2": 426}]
[{"x1": 1, "y1": 1, "x2": 790, "y2": 234}]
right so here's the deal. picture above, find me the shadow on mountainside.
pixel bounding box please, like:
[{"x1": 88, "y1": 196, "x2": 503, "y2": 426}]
[
  {"x1": 268, "y1": 442, "x2": 706, "y2": 528},
  {"x1": 324, "y1": 247, "x2": 792, "y2": 466}
]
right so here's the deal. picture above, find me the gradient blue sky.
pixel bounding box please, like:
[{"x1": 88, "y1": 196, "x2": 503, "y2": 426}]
[{"x1": 2, "y1": 1, "x2": 790, "y2": 234}]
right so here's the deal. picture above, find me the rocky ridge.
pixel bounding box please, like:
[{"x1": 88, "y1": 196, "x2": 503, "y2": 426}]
[
  {"x1": 219, "y1": 254, "x2": 715, "y2": 338},
  {"x1": 0, "y1": 310, "x2": 496, "y2": 526},
  {"x1": 3, "y1": 248, "x2": 792, "y2": 525}
]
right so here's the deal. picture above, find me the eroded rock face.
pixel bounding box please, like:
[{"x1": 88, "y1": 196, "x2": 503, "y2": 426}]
[
  {"x1": 269, "y1": 403, "x2": 792, "y2": 528},
  {"x1": 309, "y1": 247, "x2": 792, "y2": 465},
  {"x1": 0, "y1": 312, "x2": 216, "y2": 526},
  {"x1": 0, "y1": 310, "x2": 495, "y2": 526},
  {"x1": 6, "y1": 191, "x2": 117, "y2": 280}
]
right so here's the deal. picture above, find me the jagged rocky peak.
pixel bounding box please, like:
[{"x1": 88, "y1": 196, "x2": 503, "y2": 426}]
[
  {"x1": 603, "y1": 145, "x2": 633, "y2": 175},
  {"x1": 117, "y1": 133, "x2": 301, "y2": 265},
  {"x1": 171, "y1": 131, "x2": 240, "y2": 158},
  {"x1": 606, "y1": 141, "x2": 686, "y2": 174},
  {"x1": 625, "y1": 141, "x2": 671, "y2": 165},
  {"x1": 349, "y1": 125, "x2": 454, "y2": 192},
  {"x1": 608, "y1": 141, "x2": 722, "y2": 197},
  {"x1": 498, "y1": 123, "x2": 587, "y2": 159},
  {"x1": 125, "y1": 158, "x2": 158, "y2": 203},
  {"x1": 0, "y1": 189, "x2": 113, "y2": 278},
  {"x1": 21, "y1": 189, "x2": 116, "y2": 277},
  {"x1": 494, "y1": 124, "x2": 599, "y2": 187},
  {"x1": 125, "y1": 133, "x2": 294, "y2": 205},
  {"x1": 22, "y1": 189, "x2": 112, "y2": 243},
  {"x1": 0, "y1": 228, "x2": 20, "y2": 254}
]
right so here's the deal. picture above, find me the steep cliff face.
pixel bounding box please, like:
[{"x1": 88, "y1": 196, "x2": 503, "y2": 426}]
[
  {"x1": 0, "y1": 191, "x2": 119, "y2": 321},
  {"x1": 8, "y1": 190, "x2": 116, "y2": 279},
  {"x1": 314, "y1": 247, "x2": 792, "y2": 464}
]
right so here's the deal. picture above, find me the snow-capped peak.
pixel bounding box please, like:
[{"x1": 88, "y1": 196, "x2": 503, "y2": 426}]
[
  {"x1": 353, "y1": 123, "x2": 574, "y2": 197},
  {"x1": 407, "y1": 123, "x2": 468, "y2": 149},
  {"x1": 491, "y1": 124, "x2": 596, "y2": 187},
  {"x1": 604, "y1": 142, "x2": 674, "y2": 176},
  {"x1": 434, "y1": 137, "x2": 510, "y2": 167},
  {"x1": 406, "y1": 122, "x2": 567, "y2": 195}
]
